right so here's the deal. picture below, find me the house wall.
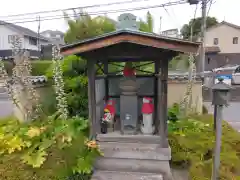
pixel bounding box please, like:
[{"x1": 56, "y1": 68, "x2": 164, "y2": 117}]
[
  {"x1": 0, "y1": 25, "x2": 48, "y2": 51},
  {"x1": 0, "y1": 25, "x2": 20, "y2": 50},
  {"x1": 205, "y1": 24, "x2": 240, "y2": 53}
]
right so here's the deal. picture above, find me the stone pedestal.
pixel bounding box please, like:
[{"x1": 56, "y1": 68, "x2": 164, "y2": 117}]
[
  {"x1": 92, "y1": 133, "x2": 173, "y2": 180},
  {"x1": 120, "y1": 95, "x2": 138, "y2": 134},
  {"x1": 119, "y1": 77, "x2": 138, "y2": 134}
]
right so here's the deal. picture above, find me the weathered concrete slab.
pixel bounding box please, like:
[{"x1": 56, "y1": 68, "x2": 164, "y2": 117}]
[
  {"x1": 95, "y1": 157, "x2": 171, "y2": 175},
  {"x1": 99, "y1": 142, "x2": 171, "y2": 160},
  {"x1": 91, "y1": 170, "x2": 163, "y2": 180},
  {"x1": 97, "y1": 132, "x2": 162, "y2": 144}
]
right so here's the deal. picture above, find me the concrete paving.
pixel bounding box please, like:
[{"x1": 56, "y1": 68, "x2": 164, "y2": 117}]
[{"x1": 204, "y1": 101, "x2": 240, "y2": 132}]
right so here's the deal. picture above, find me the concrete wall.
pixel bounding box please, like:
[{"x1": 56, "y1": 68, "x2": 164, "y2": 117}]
[{"x1": 168, "y1": 81, "x2": 203, "y2": 114}]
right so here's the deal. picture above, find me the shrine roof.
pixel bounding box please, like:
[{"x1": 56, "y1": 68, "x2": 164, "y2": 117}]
[{"x1": 60, "y1": 28, "x2": 200, "y2": 56}]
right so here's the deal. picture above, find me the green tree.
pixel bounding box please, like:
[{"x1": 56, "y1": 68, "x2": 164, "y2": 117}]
[
  {"x1": 139, "y1": 11, "x2": 154, "y2": 33},
  {"x1": 64, "y1": 10, "x2": 116, "y2": 43},
  {"x1": 180, "y1": 16, "x2": 218, "y2": 41}
]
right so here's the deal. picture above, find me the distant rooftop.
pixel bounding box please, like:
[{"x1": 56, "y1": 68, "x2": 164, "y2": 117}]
[{"x1": 0, "y1": 20, "x2": 49, "y2": 41}]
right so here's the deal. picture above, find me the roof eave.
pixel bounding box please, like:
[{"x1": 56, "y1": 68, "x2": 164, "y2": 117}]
[{"x1": 61, "y1": 29, "x2": 199, "y2": 53}]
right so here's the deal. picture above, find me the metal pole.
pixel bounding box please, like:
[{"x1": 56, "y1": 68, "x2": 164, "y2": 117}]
[
  {"x1": 212, "y1": 105, "x2": 223, "y2": 180},
  {"x1": 199, "y1": 0, "x2": 207, "y2": 77},
  {"x1": 159, "y1": 16, "x2": 162, "y2": 34},
  {"x1": 213, "y1": 105, "x2": 217, "y2": 131}
]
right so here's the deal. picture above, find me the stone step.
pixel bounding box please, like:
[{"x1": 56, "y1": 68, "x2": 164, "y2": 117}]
[
  {"x1": 98, "y1": 141, "x2": 171, "y2": 160},
  {"x1": 91, "y1": 170, "x2": 163, "y2": 180},
  {"x1": 95, "y1": 157, "x2": 171, "y2": 176},
  {"x1": 97, "y1": 132, "x2": 162, "y2": 144}
]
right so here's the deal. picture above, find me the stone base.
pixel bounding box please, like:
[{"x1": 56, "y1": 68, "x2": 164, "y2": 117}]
[
  {"x1": 93, "y1": 133, "x2": 173, "y2": 180},
  {"x1": 92, "y1": 170, "x2": 163, "y2": 180}
]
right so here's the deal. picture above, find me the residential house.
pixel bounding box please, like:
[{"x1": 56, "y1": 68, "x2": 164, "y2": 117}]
[
  {"x1": 196, "y1": 21, "x2": 240, "y2": 72},
  {"x1": 161, "y1": 29, "x2": 182, "y2": 39},
  {"x1": 0, "y1": 21, "x2": 51, "y2": 59},
  {"x1": 40, "y1": 30, "x2": 65, "y2": 45}
]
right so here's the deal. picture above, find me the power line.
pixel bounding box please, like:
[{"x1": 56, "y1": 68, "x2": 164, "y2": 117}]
[
  {"x1": 207, "y1": 0, "x2": 213, "y2": 16},
  {"x1": 0, "y1": 0, "x2": 153, "y2": 19},
  {"x1": 190, "y1": 4, "x2": 198, "y2": 41},
  {"x1": 0, "y1": 0, "x2": 187, "y2": 26},
  {"x1": 166, "y1": 0, "x2": 180, "y2": 27}
]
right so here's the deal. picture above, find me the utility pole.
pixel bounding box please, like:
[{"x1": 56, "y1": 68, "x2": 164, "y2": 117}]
[
  {"x1": 188, "y1": 0, "x2": 207, "y2": 75},
  {"x1": 37, "y1": 16, "x2": 41, "y2": 53},
  {"x1": 159, "y1": 16, "x2": 162, "y2": 34},
  {"x1": 199, "y1": 0, "x2": 207, "y2": 77}
]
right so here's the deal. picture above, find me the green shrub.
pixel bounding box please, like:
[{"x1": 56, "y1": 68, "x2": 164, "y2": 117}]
[
  {"x1": 46, "y1": 55, "x2": 88, "y2": 117},
  {"x1": 169, "y1": 114, "x2": 240, "y2": 180},
  {"x1": 38, "y1": 86, "x2": 57, "y2": 116},
  {"x1": 4, "y1": 61, "x2": 14, "y2": 75},
  {"x1": 0, "y1": 115, "x2": 101, "y2": 180},
  {"x1": 4, "y1": 60, "x2": 52, "y2": 76},
  {"x1": 202, "y1": 105, "x2": 208, "y2": 114},
  {"x1": 31, "y1": 60, "x2": 52, "y2": 76}
]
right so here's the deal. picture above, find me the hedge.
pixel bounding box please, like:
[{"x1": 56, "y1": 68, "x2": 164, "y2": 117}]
[{"x1": 4, "y1": 60, "x2": 52, "y2": 76}]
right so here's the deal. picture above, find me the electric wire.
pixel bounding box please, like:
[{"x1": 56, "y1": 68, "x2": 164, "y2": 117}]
[
  {"x1": 207, "y1": 0, "x2": 213, "y2": 16},
  {"x1": 0, "y1": 0, "x2": 159, "y2": 19},
  {"x1": 0, "y1": 0, "x2": 187, "y2": 26},
  {"x1": 190, "y1": 4, "x2": 198, "y2": 41}
]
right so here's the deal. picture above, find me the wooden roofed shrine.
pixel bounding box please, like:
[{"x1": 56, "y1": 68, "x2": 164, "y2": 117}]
[{"x1": 60, "y1": 13, "x2": 199, "y2": 148}]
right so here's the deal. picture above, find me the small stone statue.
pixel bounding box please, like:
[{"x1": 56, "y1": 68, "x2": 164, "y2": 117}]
[
  {"x1": 101, "y1": 100, "x2": 116, "y2": 133},
  {"x1": 141, "y1": 97, "x2": 155, "y2": 135}
]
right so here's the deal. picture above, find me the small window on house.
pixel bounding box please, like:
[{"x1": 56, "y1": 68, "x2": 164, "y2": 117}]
[
  {"x1": 29, "y1": 37, "x2": 37, "y2": 46},
  {"x1": 213, "y1": 38, "x2": 218, "y2": 45},
  {"x1": 8, "y1": 35, "x2": 18, "y2": 43},
  {"x1": 233, "y1": 37, "x2": 238, "y2": 44},
  {"x1": 207, "y1": 57, "x2": 211, "y2": 64}
]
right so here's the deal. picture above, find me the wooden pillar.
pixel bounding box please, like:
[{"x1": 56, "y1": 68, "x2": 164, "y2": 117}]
[
  {"x1": 154, "y1": 60, "x2": 160, "y2": 134},
  {"x1": 87, "y1": 60, "x2": 98, "y2": 138},
  {"x1": 159, "y1": 59, "x2": 169, "y2": 148},
  {"x1": 103, "y1": 61, "x2": 109, "y2": 102}
]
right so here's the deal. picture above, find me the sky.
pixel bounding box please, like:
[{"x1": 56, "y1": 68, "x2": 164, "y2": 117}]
[{"x1": 0, "y1": 0, "x2": 238, "y2": 34}]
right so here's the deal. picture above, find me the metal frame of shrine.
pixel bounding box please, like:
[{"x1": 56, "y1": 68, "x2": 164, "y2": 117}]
[{"x1": 60, "y1": 13, "x2": 199, "y2": 148}]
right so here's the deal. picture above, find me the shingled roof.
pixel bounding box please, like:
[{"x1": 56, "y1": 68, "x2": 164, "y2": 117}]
[{"x1": 0, "y1": 21, "x2": 50, "y2": 41}]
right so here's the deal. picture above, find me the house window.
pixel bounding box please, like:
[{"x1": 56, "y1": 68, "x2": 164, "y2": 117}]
[
  {"x1": 233, "y1": 37, "x2": 238, "y2": 44},
  {"x1": 207, "y1": 57, "x2": 211, "y2": 64},
  {"x1": 8, "y1": 35, "x2": 18, "y2": 43},
  {"x1": 29, "y1": 37, "x2": 37, "y2": 45},
  {"x1": 213, "y1": 38, "x2": 218, "y2": 45}
]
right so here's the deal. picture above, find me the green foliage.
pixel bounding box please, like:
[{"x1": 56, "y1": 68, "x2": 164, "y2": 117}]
[
  {"x1": 46, "y1": 55, "x2": 88, "y2": 117},
  {"x1": 180, "y1": 16, "x2": 218, "y2": 41},
  {"x1": 31, "y1": 60, "x2": 52, "y2": 76},
  {"x1": 169, "y1": 54, "x2": 190, "y2": 70},
  {"x1": 168, "y1": 103, "x2": 180, "y2": 123},
  {"x1": 202, "y1": 105, "x2": 208, "y2": 114},
  {"x1": 0, "y1": 116, "x2": 102, "y2": 180},
  {"x1": 4, "y1": 60, "x2": 52, "y2": 76},
  {"x1": 64, "y1": 10, "x2": 116, "y2": 44},
  {"x1": 169, "y1": 114, "x2": 240, "y2": 180},
  {"x1": 139, "y1": 11, "x2": 154, "y2": 33},
  {"x1": 3, "y1": 61, "x2": 14, "y2": 75}
]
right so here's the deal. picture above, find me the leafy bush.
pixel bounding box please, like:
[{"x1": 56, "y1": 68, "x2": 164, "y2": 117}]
[
  {"x1": 169, "y1": 114, "x2": 240, "y2": 180},
  {"x1": 3, "y1": 61, "x2": 14, "y2": 75},
  {"x1": 31, "y1": 60, "x2": 52, "y2": 76},
  {"x1": 168, "y1": 103, "x2": 180, "y2": 122},
  {"x1": 4, "y1": 60, "x2": 52, "y2": 76},
  {"x1": 46, "y1": 55, "x2": 88, "y2": 117},
  {"x1": 202, "y1": 105, "x2": 208, "y2": 114},
  {"x1": 0, "y1": 115, "x2": 102, "y2": 180}
]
